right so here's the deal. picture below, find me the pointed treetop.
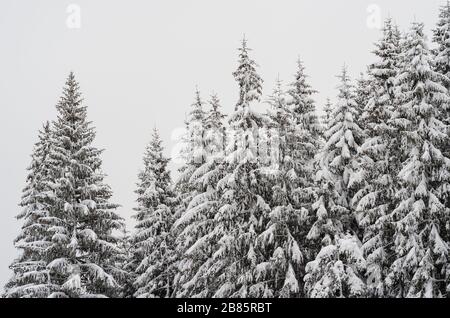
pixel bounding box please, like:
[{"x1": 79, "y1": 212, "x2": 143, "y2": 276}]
[
  {"x1": 241, "y1": 34, "x2": 249, "y2": 51},
  {"x1": 56, "y1": 71, "x2": 85, "y2": 119},
  {"x1": 296, "y1": 57, "x2": 306, "y2": 74},
  {"x1": 151, "y1": 127, "x2": 162, "y2": 146},
  {"x1": 233, "y1": 37, "x2": 263, "y2": 109},
  {"x1": 207, "y1": 92, "x2": 225, "y2": 125},
  {"x1": 274, "y1": 74, "x2": 283, "y2": 92},
  {"x1": 209, "y1": 92, "x2": 220, "y2": 110},
  {"x1": 267, "y1": 76, "x2": 286, "y2": 110},
  {"x1": 288, "y1": 57, "x2": 317, "y2": 101},
  {"x1": 189, "y1": 88, "x2": 206, "y2": 122},
  {"x1": 337, "y1": 64, "x2": 352, "y2": 91}
]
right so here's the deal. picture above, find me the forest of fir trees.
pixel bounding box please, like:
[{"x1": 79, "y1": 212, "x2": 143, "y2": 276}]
[{"x1": 4, "y1": 3, "x2": 450, "y2": 298}]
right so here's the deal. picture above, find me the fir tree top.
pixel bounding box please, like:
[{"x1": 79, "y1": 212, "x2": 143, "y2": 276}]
[
  {"x1": 205, "y1": 93, "x2": 226, "y2": 130},
  {"x1": 233, "y1": 37, "x2": 263, "y2": 110},
  {"x1": 288, "y1": 58, "x2": 317, "y2": 111}
]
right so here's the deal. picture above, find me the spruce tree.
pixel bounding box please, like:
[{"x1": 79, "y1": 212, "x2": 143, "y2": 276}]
[
  {"x1": 251, "y1": 78, "x2": 305, "y2": 297},
  {"x1": 287, "y1": 58, "x2": 322, "y2": 179},
  {"x1": 433, "y1": 0, "x2": 450, "y2": 90},
  {"x1": 205, "y1": 93, "x2": 227, "y2": 156},
  {"x1": 352, "y1": 18, "x2": 402, "y2": 297},
  {"x1": 386, "y1": 22, "x2": 450, "y2": 298},
  {"x1": 4, "y1": 122, "x2": 55, "y2": 298},
  {"x1": 173, "y1": 89, "x2": 207, "y2": 216},
  {"x1": 304, "y1": 67, "x2": 366, "y2": 298},
  {"x1": 322, "y1": 98, "x2": 333, "y2": 132},
  {"x1": 171, "y1": 89, "x2": 210, "y2": 296},
  {"x1": 172, "y1": 92, "x2": 227, "y2": 297},
  {"x1": 45, "y1": 72, "x2": 124, "y2": 298},
  {"x1": 171, "y1": 150, "x2": 225, "y2": 298},
  {"x1": 286, "y1": 58, "x2": 322, "y2": 259},
  {"x1": 354, "y1": 72, "x2": 372, "y2": 132},
  {"x1": 433, "y1": 1, "x2": 450, "y2": 234},
  {"x1": 194, "y1": 38, "x2": 272, "y2": 297},
  {"x1": 131, "y1": 128, "x2": 175, "y2": 298}
]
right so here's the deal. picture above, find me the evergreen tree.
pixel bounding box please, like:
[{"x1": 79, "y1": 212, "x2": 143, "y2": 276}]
[
  {"x1": 205, "y1": 93, "x2": 227, "y2": 156},
  {"x1": 116, "y1": 229, "x2": 134, "y2": 298},
  {"x1": 305, "y1": 67, "x2": 366, "y2": 298},
  {"x1": 322, "y1": 98, "x2": 333, "y2": 132},
  {"x1": 433, "y1": 1, "x2": 450, "y2": 230},
  {"x1": 171, "y1": 89, "x2": 209, "y2": 296},
  {"x1": 171, "y1": 150, "x2": 225, "y2": 298},
  {"x1": 286, "y1": 58, "x2": 322, "y2": 258},
  {"x1": 4, "y1": 122, "x2": 55, "y2": 298},
  {"x1": 287, "y1": 58, "x2": 322, "y2": 179},
  {"x1": 131, "y1": 128, "x2": 175, "y2": 298},
  {"x1": 252, "y1": 59, "x2": 323, "y2": 297},
  {"x1": 192, "y1": 38, "x2": 272, "y2": 297},
  {"x1": 45, "y1": 72, "x2": 124, "y2": 298},
  {"x1": 251, "y1": 78, "x2": 305, "y2": 297},
  {"x1": 433, "y1": 0, "x2": 450, "y2": 90},
  {"x1": 354, "y1": 72, "x2": 372, "y2": 132},
  {"x1": 172, "y1": 92, "x2": 227, "y2": 297},
  {"x1": 173, "y1": 89, "x2": 207, "y2": 216},
  {"x1": 352, "y1": 18, "x2": 402, "y2": 297},
  {"x1": 386, "y1": 22, "x2": 450, "y2": 298}
]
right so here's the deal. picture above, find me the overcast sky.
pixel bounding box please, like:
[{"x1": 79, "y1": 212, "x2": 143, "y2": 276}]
[{"x1": 0, "y1": 0, "x2": 445, "y2": 291}]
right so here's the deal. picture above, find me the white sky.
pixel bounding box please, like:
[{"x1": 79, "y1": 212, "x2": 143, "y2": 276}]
[{"x1": 0, "y1": 0, "x2": 445, "y2": 290}]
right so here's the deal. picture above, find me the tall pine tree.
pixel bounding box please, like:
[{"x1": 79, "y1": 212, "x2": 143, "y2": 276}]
[
  {"x1": 45, "y1": 72, "x2": 124, "y2": 298},
  {"x1": 322, "y1": 98, "x2": 333, "y2": 132},
  {"x1": 352, "y1": 18, "x2": 402, "y2": 297},
  {"x1": 172, "y1": 91, "x2": 227, "y2": 297},
  {"x1": 5, "y1": 122, "x2": 55, "y2": 298},
  {"x1": 131, "y1": 128, "x2": 175, "y2": 298},
  {"x1": 304, "y1": 67, "x2": 366, "y2": 298},
  {"x1": 171, "y1": 89, "x2": 210, "y2": 296},
  {"x1": 205, "y1": 93, "x2": 227, "y2": 156},
  {"x1": 386, "y1": 22, "x2": 450, "y2": 298},
  {"x1": 252, "y1": 78, "x2": 305, "y2": 297},
  {"x1": 197, "y1": 38, "x2": 272, "y2": 297}
]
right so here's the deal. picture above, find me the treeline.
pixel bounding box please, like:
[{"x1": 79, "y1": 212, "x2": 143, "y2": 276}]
[{"x1": 4, "y1": 3, "x2": 450, "y2": 298}]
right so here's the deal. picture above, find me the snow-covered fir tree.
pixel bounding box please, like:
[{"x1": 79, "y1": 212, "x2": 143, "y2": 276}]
[
  {"x1": 187, "y1": 38, "x2": 272, "y2": 298},
  {"x1": 4, "y1": 122, "x2": 55, "y2": 298},
  {"x1": 205, "y1": 93, "x2": 227, "y2": 156},
  {"x1": 433, "y1": 1, "x2": 450, "y2": 225},
  {"x1": 171, "y1": 149, "x2": 226, "y2": 298},
  {"x1": 250, "y1": 78, "x2": 305, "y2": 298},
  {"x1": 287, "y1": 58, "x2": 322, "y2": 177},
  {"x1": 116, "y1": 229, "x2": 134, "y2": 298},
  {"x1": 131, "y1": 128, "x2": 175, "y2": 298},
  {"x1": 44, "y1": 72, "x2": 124, "y2": 298},
  {"x1": 433, "y1": 0, "x2": 450, "y2": 90},
  {"x1": 286, "y1": 58, "x2": 322, "y2": 259},
  {"x1": 171, "y1": 89, "x2": 211, "y2": 296},
  {"x1": 322, "y1": 98, "x2": 333, "y2": 131},
  {"x1": 173, "y1": 89, "x2": 207, "y2": 216},
  {"x1": 252, "y1": 59, "x2": 323, "y2": 297},
  {"x1": 386, "y1": 22, "x2": 450, "y2": 298},
  {"x1": 352, "y1": 18, "x2": 402, "y2": 297},
  {"x1": 304, "y1": 66, "x2": 366, "y2": 298},
  {"x1": 354, "y1": 72, "x2": 372, "y2": 132},
  {"x1": 171, "y1": 91, "x2": 227, "y2": 297}
]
